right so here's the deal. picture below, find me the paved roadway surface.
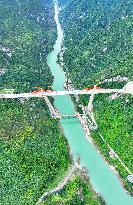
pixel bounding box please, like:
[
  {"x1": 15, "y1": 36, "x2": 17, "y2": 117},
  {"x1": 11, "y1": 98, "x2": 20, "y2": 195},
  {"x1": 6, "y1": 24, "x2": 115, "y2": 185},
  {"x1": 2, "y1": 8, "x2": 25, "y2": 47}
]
[{"x1": 0, "y1": 88, "x2": 132, "y2": 99}]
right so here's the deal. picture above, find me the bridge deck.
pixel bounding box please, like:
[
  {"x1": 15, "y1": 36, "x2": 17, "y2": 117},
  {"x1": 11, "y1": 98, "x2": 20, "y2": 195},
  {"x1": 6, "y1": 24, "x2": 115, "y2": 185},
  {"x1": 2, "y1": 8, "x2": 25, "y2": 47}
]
[{"x1": 0, "y1": 88, "x2": 132, "y2": 99}]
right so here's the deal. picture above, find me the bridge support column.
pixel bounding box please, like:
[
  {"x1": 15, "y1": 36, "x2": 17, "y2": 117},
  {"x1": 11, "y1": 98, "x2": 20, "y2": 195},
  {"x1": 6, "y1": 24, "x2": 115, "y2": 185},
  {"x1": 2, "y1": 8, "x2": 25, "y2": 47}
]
[
  {"x1": 87, "y1": 85, "x2": 97, "y2": 113},
  {"x1": 88, "y1": 93, "x2": 95, "y2": 113},
  {"x1": 43, "y1": 96, "x2": 61, "y2": 119}
]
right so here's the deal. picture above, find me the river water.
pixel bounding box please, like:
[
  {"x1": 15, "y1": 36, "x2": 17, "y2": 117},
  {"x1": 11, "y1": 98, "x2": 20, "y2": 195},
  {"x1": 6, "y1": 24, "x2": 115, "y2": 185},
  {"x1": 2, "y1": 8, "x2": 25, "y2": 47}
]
[{"x1": 47, "y1": 1, "x2": 133, "y2": 204}]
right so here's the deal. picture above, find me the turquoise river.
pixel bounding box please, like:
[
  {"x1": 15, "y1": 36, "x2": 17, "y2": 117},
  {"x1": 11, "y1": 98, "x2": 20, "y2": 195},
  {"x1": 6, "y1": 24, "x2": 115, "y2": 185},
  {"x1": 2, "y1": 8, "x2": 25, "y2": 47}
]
[{"x1": 47, "y1": 1, "x2": 133, "y2": 205}]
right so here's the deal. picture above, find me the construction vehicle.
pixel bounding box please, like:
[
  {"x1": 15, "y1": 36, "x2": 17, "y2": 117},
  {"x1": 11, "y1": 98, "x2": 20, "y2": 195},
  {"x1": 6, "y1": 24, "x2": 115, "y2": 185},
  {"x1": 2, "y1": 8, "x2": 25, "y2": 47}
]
[
  {"x1": 82, "y1": 85, "x2": 102, "y2": 91},
  {"x1": 32, "y1": 86, "x2": 53, "y2": 94}
]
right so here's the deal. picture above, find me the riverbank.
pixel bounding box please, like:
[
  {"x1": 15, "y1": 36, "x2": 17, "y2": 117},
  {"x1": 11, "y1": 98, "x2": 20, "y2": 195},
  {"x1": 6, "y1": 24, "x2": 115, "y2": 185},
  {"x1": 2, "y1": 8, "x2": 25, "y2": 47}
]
[
  {"x1": 46, "y1": 1, "x2": 133, "y2": 204},
  {"x1": 60, "y1": 74, "x2": 133, "y2": 194},
  {"x1": 0, "y1": 1, "x2": 73, "y2": 205},
  {"x1": 36, "y1": 162, "x2": 105, "y2": 205},
  {"x1": 57, "y1": 46, "x2": 126, "y2": 185},
  {"x1": 36, "y1": 165, "x2": 76, "y2": 205}
]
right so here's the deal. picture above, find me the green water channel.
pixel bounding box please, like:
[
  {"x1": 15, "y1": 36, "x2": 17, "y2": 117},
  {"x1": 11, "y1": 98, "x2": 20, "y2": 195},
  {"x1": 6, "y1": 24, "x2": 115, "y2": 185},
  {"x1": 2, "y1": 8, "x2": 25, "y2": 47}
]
[{"x1": 47, "y1": 1, "x2": 133, "y2": 204}]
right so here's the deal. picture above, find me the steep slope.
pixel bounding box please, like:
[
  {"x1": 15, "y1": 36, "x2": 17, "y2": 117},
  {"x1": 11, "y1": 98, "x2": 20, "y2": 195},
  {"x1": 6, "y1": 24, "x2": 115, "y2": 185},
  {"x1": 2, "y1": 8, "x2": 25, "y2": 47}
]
[
  {"x1": 43, "y1": 174, "x2": 105, "y2": 205},
  {"x1": 0, "y1": 1, "x2": 70, "y2": 204},
  {"x1": 60, "y1": 0, "x2": 133, "y2": 194},
  {"x1": 60, "y1": 0, "x2": 133, "y2": 87},
  {"x1": 0, "y1": 1, "x2": 105, "y2": 204},
  {"x1": 0, "y1": 0, "x2": 56, "y2": 92}
]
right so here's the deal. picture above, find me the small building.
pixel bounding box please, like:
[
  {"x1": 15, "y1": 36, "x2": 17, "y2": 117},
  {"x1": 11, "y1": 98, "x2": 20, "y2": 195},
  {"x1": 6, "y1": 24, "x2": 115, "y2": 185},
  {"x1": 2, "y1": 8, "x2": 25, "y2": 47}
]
[
  {"x1": 109, "y1": 149, "x2": 117, "y2": 159},
  {"x1": 127, "y1": 175, "x2": 133, "y2": 183}
]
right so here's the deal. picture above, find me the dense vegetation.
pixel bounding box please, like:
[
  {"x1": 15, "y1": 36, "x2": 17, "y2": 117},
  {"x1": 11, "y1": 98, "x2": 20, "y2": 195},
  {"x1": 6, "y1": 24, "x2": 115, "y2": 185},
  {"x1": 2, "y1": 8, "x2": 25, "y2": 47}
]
[
  {"x1": 0, "y1": 0, "x2": 70, "y2": 204},
  {"x1": 0, "y1": 0, "x2": 104, "y2": 204},
  {"x1": 92, "y1": 94, "x2": 133, "y2": 194},
  {"x1": 60, "y1": 0, "x2": 133, "y2": 193},
  {"x1": 60, "y1": 0, "x2": 133, "y2": 87},
  {"x1": 94, "y1": 94, "x2": 133, "y2": 171},
  {"x1": 0, "y1": 98, "x2": 71, "y2": 205},
  {"x1": 0, "y1": 0, "x2": 55, "y2": 92},
  {"x1": 42, "y1": 174, "x2": 105, "y2": 205}
]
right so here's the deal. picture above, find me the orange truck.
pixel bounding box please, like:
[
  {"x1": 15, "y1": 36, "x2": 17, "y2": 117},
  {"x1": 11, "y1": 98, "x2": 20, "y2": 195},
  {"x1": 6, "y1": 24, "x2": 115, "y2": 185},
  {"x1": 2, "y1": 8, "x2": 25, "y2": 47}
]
[
  {"x1": 83, "y1": 85, "x2": 102, "y2": 91},
  {"x1": 32, "y1": 87, "x2": 53, "y2": 94}
]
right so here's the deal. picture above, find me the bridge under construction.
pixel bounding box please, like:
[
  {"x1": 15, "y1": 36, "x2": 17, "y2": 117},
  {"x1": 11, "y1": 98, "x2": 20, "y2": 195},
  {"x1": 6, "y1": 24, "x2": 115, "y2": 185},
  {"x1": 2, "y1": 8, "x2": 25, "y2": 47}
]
[
  {"x1": 0, "y1": 86, "x2": 132, "y2": 119},
  {"x1": 0, "y1": 87, "x2": 132, "y2": 99}
]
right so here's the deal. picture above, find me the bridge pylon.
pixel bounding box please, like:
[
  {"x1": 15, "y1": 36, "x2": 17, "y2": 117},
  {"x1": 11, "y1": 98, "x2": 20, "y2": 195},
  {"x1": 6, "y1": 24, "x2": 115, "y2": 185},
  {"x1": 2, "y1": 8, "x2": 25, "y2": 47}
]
[{"x1": 43, "y1": 96, "x2": 61, "y2": 119}]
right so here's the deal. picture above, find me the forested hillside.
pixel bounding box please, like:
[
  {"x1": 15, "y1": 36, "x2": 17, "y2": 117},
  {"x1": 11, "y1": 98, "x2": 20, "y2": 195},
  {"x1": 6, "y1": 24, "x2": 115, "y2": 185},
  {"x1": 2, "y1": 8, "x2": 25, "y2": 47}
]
[
  {"x1": 0, "y1": 0, "x2": 55, "y2": 92},
  {"x1": 0, "y1": 1, "x2": 68, "y2": 204},
  {"x1": 60, "y1": 0, "x2": 133, "y2": 87},
  {"x1": 60, "y1": 0, "x2": 133, "y2": 194},
  {"x1": 0, "y1": 1, "x2": 104, "y2": 204}
]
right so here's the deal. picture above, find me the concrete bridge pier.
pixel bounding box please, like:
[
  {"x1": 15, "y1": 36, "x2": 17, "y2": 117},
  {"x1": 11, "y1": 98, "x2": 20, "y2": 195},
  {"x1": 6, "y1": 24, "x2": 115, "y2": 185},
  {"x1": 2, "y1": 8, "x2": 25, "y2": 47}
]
[{"x1": 43, "y1": 96, "x2": 61, "y2": 119}]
